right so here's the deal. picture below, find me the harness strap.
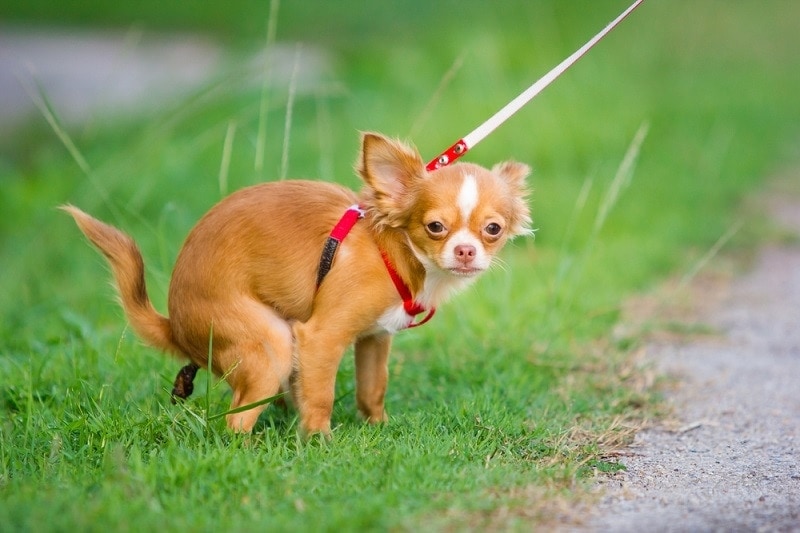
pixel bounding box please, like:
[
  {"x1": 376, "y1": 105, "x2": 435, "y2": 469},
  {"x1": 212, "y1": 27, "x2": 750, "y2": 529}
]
[
  {"x1": 316, "y1": 205, "x2": 435, "y2": 329},
  {"x1": 316, "y1": 205, "x2": 365, "y2": 288},
  {"x1": 380, "y1": 251, "x2": 436, "y2": 328}
]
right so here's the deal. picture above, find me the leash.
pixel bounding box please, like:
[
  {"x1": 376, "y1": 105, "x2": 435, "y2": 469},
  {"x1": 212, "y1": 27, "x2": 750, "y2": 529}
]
[{"x1": 426, "y1": 0, "x2": 646, "y2": 171}]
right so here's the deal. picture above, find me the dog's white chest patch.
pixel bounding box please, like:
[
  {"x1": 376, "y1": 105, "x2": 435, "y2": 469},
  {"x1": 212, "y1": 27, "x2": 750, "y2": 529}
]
[{"x1": 376, "y1": 304, "x2": 411, "y2": 334}]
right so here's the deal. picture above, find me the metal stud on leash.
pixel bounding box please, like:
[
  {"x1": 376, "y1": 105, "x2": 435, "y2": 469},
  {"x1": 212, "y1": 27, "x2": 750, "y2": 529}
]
[{"x1": 425, "y1": 0, "x2": 646, "y2": 172}]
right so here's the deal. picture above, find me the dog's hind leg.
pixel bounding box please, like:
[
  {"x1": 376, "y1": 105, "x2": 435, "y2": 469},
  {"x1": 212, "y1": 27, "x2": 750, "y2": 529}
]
[
  {"x1": 213, "y1": 302, "x2": 294, "y2": 433},
  {"x1": 291, "y1": 318, "x2": 357, "y2": 437}
]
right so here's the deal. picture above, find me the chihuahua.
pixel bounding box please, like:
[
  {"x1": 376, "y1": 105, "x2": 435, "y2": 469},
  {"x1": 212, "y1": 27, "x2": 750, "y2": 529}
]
[{"x1": 63, "y1": 132, "x2": 530, "y2": 436}]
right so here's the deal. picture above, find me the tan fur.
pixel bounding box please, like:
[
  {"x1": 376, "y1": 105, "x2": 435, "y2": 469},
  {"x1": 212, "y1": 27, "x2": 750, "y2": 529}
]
[{"x1": 63, "y1": 132, "x2": 530, "y2": 436}]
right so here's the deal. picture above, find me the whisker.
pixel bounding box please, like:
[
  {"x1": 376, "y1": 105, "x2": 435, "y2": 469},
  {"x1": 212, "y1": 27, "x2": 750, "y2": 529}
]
[{"x1": 491, "y1": 256, "x2": 510, "y2": 273}]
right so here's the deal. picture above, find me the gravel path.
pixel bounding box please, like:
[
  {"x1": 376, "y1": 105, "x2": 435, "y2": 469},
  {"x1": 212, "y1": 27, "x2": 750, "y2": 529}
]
[{"x1": 576, "y1": 191, "x2": 800, "y2": 531}]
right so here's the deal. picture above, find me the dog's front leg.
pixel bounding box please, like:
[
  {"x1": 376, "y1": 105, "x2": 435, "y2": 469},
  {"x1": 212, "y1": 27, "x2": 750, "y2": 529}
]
[
  {"x1": 354, "y1": 333, "x2": 392, "y2": 423},
  {"x1": 291, "y1": 321, "x2": 351, "y2": 437}
]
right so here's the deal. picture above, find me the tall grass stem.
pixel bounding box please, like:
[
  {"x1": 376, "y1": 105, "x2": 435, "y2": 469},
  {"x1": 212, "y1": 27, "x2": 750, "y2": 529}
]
[
  {"x1": 549, "y1": 124, "x2": 648, "y2": 328},
  {"x1": 254, "y1": 0, "x2": 281, "y2": 175},
  {"x1": 408, "y1": 52, "x2": 466, "y2": 139},
  {"x1": 280, "y1": 44, "x2": 302, "y2": 180},
  {"x1": 219, "y1": 120, "x2": 237, "y2": 197},
  {"x1": 315, "y1": 94, "x2": 334, "y2": 182},
  {"x1": 21, "y1": 75, "x2": 92, "y2": 176},
  {"x1": 592, "y1": 122, "x2": 649, "y2": 236},
  {"x1": 680, "y1": 220, "x2": 743, "y2": 288},
  {"x1": 205, "y1": 322, "x2": 213, "y2": 429}
]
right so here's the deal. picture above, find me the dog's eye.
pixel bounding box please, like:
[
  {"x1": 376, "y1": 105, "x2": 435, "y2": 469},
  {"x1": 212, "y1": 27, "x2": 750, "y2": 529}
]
[
  {"x1": 426, "y1": 221, "x2": 446, "y2": 235},
  {"x1": 485, "y1": 223, "x2": 503, "y2": 236}
]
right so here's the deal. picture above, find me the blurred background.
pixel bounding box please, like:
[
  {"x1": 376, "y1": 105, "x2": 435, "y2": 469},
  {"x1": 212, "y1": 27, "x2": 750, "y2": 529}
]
[{"x1": 1, "y1": 0, "x2": 799, "y2": 343}]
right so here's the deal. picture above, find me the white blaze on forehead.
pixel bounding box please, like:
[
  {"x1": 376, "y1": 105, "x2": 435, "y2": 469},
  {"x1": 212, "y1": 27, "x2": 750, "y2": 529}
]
[{"x1": 457, "y1": 173, "x2": 479, "y2": 221}]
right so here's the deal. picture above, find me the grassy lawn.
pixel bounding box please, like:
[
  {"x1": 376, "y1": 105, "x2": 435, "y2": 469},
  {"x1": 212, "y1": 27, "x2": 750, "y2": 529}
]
[{"x1": 2, "y1": 0, "x2": 799, "y2": 530}]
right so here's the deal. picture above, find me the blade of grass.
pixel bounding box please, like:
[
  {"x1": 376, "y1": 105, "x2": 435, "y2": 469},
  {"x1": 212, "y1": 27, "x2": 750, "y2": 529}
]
[
  {"x1": 679, "y1": 220, "x2": 743, "y2": 288},
  {"x1": 20, "y1": 73, "x2": 91, "y2": 176},
  {"x1": 218, "y1": 120, "x2": 237, "y2": 197},
  {"x1": 280, "y1": 44, "x2": 302, "y2": 180},
  {"x1": 408, "y1": 52, "x2": 466, "y2": 139},
  {"x1": 205, "y1": 322, "x2": 213, "y2": 429},
  {"x1": 554, "y1": 173, "x2": 595, "y2": 287},
  {"x1": 254, "y1": 0, "x2": 281, "y2": 176},
  {"x1": 592, "y1": 121, "x2": 649, "y2": 236},
  {"x1": 315, "y1": 93, "x2": 334, "y2": 182},
  {"x1": 208, "y1": 392, "x2": 287, "y2": 421},
  {"x1": 548, "y1": 123, "x2": 649, "y2": 331},
  {"x1": 20, "y1": 68, "x2": 132, "y2": 228},
  {"x1": 112, "y1": 324, "x2": 129, "y2": 365}
]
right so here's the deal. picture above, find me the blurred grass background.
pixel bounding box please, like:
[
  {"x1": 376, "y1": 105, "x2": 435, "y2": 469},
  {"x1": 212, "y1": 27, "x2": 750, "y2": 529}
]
[{"x1": 1, "y1": 0, "x2": 799, "y2": 530}]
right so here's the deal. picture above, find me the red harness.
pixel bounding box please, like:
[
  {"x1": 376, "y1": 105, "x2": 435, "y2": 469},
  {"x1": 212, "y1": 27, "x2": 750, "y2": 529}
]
[{"x1": 315, "y1": 205, "x2": 435, "y2": 329}]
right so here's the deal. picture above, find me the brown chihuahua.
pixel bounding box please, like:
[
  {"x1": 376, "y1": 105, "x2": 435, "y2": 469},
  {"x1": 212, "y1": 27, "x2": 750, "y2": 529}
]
[{"x1": 64, "y1": 132, "x2": 530, "y2": 436}]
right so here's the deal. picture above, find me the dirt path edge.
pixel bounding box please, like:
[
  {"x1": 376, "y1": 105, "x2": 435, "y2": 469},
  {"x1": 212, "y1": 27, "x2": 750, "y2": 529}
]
[{"x1": 569, "y1": 183, "x2": 800, "y2": 532}]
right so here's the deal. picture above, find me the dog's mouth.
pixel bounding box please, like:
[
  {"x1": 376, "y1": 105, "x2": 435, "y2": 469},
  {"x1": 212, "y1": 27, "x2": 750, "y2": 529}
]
[{"x1": 448, "y1": 266, "x2": 484, "y2": 277}]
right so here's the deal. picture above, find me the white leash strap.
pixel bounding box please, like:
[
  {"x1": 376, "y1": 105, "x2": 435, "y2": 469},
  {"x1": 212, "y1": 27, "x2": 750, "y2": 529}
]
[{"x1": 426, "y1": 0, "x2": 646, "y2": 171}]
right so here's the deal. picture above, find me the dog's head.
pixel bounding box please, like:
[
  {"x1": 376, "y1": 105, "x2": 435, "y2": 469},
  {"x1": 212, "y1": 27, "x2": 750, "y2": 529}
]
[{"x1": 357, "y1": 132, "x2": 531, "y2": 278}]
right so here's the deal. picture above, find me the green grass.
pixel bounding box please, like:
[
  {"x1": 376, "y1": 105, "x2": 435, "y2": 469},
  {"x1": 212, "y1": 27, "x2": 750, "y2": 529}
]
[{"x1": 2, "y1": 0, "x2": 800, "y2": 530}]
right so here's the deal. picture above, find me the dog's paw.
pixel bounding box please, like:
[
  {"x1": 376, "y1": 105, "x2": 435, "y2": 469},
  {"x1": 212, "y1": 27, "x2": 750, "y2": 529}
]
[
  {"x1": 299, "y1": 414, "x2": 333, "y2": 440},
  {"x1": 360, "y1": 410, "x2": 389, "y2": 424}
]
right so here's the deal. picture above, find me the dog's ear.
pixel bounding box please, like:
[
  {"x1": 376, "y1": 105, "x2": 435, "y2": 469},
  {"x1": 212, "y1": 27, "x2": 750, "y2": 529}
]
[
  {"x1": 492, "y1": 161, "x2": 530, "y2": 191},
  {"x1": 357, "y1": 133, "x2": 425, "y2": 214},
  {"x1": 492, "y1": 161, "x2": 533, "y2": 237}
]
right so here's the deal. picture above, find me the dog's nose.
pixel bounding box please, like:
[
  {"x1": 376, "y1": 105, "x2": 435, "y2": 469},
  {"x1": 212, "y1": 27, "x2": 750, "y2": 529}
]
[{"x1": 454, "y1": 244, "x2": 476, "y2": 264}]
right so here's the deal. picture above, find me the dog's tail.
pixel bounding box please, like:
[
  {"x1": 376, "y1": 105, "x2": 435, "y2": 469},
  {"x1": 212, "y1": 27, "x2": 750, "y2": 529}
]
[{"x1": 61, "y1": 205, "x2": 181, "y2": 357}]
